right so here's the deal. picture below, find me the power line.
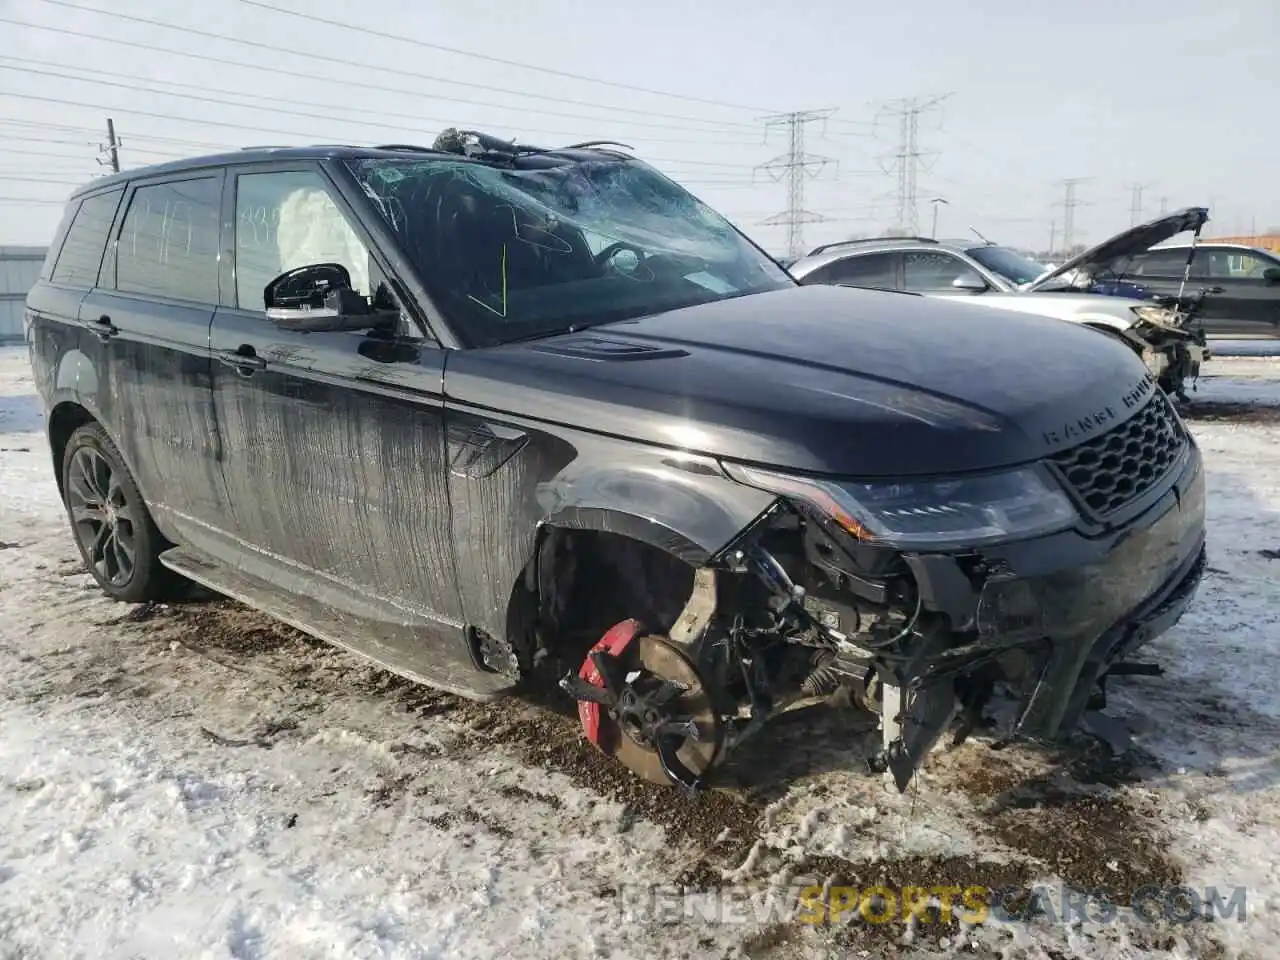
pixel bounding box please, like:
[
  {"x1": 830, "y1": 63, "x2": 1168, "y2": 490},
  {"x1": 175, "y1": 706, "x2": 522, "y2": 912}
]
[
  {"x1": 19, "y1": 3, "x2": 766, "y2": 131},
  {"x1": 0, "y1": 58, "x2": 769, "y2": 173},
  {"x1": 0, "y1": 58, "x2": 764, "y2": 152},
  {"x1": 757, "y1": 110, "x2": 835, "y2": 259},
  {"x1": 876, "y1": 94, "x2": 950, "y2": 234},
  {"x1": 233, "y1": 0, "x2": 768, "y2": 115}
]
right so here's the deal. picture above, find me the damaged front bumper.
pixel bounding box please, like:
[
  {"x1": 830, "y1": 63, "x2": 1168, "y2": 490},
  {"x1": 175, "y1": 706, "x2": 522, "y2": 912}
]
[{"x1": 895, "y1": 441, "x2": 1205, "y2": 773}]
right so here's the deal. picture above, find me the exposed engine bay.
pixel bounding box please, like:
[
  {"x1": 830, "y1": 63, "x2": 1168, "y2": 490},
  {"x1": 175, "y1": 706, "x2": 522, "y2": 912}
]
[{"x1": 557, "y1": 486, "x2": 1202, "y2": 794}]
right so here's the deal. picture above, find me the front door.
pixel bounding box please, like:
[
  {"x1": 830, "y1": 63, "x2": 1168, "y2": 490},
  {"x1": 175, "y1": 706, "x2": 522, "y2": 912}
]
[
  {"x1": 207, "y1": 163, "x2": 473, "y2": 674},
  {"x1": 1198, "y1": 248, "x2": 1280, "y2": 337}
]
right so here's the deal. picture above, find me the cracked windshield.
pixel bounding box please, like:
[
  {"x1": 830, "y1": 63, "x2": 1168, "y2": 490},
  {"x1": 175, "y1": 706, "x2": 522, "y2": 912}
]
[{"x1": 349, "y1": 157, "x2": 791, "y2": 345}]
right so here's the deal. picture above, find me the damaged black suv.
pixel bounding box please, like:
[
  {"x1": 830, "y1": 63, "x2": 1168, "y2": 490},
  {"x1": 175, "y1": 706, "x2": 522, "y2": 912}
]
[{"x1": 25, "y1": 130, "x2": 1206, "y2": 791}]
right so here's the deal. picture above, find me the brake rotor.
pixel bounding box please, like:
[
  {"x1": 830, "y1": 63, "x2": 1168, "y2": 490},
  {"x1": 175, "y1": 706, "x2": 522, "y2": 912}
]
[{"x1": 591, "y1": 634, "x2": 723, "y2": 787}]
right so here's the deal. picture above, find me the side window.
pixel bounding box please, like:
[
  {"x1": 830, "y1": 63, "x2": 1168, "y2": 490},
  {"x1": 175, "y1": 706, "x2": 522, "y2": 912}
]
[
  {"x1": 1206, "y1": 249, "x2": 1276, "y2": 279},
  {"x1": 1126, "y1": 249, "x2": 1188, "y2": 277},
  {"x1": 808, "y1": 252, "x2": 899, "y2": 290},
  {"x1": 903, "y1": 251, "x2": 976, "y2": 293},
  {"x1": 50, "y1": 190, "x2": 123, "y2": 288},
  {"x1": 116, "y1": 178, "x2": 221, "y2": 303},
  {"x1": 234, "y1": 169, "x2": 370, "y2": 311}
]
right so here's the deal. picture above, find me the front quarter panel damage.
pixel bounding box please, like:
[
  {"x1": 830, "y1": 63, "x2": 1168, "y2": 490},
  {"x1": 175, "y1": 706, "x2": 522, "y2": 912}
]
[{"x1": 442, "y1": 399, "x2": 776, "y2": 647}]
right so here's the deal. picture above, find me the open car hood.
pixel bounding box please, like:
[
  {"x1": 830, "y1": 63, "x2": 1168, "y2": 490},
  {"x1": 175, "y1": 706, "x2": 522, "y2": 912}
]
[{"x1": 1025, "y1": 207, "x2": 1210, "y2": 292}]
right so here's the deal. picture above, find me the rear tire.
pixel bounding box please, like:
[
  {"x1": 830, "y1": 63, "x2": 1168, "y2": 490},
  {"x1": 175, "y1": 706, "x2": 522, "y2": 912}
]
[{"x1": 61, "y1": 422, "x2": 171, "y2": 603}]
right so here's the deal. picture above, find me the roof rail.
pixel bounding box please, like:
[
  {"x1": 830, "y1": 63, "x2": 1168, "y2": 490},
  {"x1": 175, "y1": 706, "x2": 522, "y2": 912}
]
[
  {"x1": 375, "y1": 143, "x2": 439, "y2": 154},
  {"x1": 805, "y1": 236, "x2": 938, "y2": 257}
]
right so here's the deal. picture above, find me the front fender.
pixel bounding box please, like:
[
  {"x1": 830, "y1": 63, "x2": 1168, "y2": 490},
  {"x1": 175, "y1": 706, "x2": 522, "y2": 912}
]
[
  {"x1": 542, "y1": 454, "x2": 776, "y2": 565},
  {"x1": 1072, "y1": 311, "x2": 1137, "y2": 332}
]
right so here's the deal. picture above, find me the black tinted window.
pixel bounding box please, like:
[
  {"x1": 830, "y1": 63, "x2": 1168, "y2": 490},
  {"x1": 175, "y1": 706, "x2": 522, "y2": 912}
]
[
  {"x1": 903, "y1": 251, "x2": 976, "y2": 292},
  {"x1": 51, "y1": 190, "x2": 122, "y2": 288},
  {"x1": 808, "y1": 252, "x2": 899, "y2": 289},
  {"x1": 1125, "y1": 250, "x2": 1188, "y2": 277},
  {"x1": 116, "y1": 178, "x2": 221, "y2": 303}
]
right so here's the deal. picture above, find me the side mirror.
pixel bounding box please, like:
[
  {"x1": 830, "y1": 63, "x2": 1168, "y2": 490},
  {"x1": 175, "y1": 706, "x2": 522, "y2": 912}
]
[
  {"x1": 1263, "y1": 267, "x2": 1280, "y2": 284},
  {"x1": 263, "y1": 263, "x2": 386, "y2": 333},
  {"x1": 951, "y1": 271, "x2": 988, "y2": 292}
]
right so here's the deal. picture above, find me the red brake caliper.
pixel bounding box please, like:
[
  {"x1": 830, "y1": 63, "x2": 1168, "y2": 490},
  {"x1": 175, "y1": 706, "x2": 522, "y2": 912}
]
[{"x1": 577, "y1": 618, "x2": 643, "y2": 745}]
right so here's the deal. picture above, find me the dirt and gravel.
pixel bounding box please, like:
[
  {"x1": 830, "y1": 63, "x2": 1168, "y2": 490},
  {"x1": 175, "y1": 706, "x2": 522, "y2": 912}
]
[{"x1": 84, "y1": 596, "x2": 1218, "y2": 957}]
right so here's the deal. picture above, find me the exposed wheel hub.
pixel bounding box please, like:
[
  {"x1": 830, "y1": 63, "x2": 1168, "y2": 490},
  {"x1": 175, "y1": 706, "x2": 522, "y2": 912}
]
[{"x1": 561, "y1": 623, "x2": 723, "y2": 789}]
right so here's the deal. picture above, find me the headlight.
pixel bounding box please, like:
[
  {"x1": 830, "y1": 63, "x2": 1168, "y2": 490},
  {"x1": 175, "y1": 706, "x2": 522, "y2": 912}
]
[
  {"x1": 723, "y1": 463, "x2": 1078, "y2": 550},
  {"x1": 1132, "y1": 304, "x2": 1179, "y2": 327}
]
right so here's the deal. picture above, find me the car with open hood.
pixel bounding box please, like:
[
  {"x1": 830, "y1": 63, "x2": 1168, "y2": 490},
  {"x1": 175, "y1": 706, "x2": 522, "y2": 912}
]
[
  {"x1": 24, "y1": 130, "x2": 1205, "y2": 794},
  {"x1": 1093, "y1": 241, "x2": 1280, "y2": 338},
  {"x1": 786, "y1": 209, "x2": 1212, "y2": 401}
]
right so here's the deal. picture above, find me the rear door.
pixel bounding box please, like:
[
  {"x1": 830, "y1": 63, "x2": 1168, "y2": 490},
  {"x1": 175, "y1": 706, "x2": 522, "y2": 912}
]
[
  {"x1": 208, "y1": 162, "x2": 467, "y2": 646},
  {"x1": 25, "y1": 189, "x2": 124, "y2": 416},
  {"x1": 77, "y1": 172, "x2": 229, "y2": 549},
  {"x1": 1122, "y1": 248, "x2": 1191, "y2": 300}
]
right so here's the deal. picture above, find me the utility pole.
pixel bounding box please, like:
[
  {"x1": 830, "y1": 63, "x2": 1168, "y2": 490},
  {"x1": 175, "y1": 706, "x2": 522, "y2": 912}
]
[
  {"x1": 1048, "y1": 219, "x2": 1056, "y2": 258},
  {"x1": 877, "y1": 95, "x2": 950, "y2": 234},
  {"x1": 1056, "y1": 177, "x2": 1089, "y2": 254},
  {"x1": 929, "y1": 197, "x2": 948, "y2": 238},
  {"x1": 1159, "y1": 196, "x2": 1169, "y2": 216},
  {"x1": 758, "y1": 110, "x2": 834, "y2": 260},
  {"x1": 100, "y1": 117, "x2": 120, "y2": 173}
]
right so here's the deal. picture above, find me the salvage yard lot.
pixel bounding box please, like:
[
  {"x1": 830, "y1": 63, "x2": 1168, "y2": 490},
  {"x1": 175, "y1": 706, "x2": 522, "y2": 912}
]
[{"x1": 1, "y1": 345, "x2": 1278, "y2": 960}]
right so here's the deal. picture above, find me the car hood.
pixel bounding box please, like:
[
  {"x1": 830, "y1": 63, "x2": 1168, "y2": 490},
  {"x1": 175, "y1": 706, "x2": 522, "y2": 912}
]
[
  {"x1": 445, "y1": 285, "x2": 1158, "y2": 477},
  {"x1": 1025, "y1": 207, "x2": 1210, "y2": 291}
]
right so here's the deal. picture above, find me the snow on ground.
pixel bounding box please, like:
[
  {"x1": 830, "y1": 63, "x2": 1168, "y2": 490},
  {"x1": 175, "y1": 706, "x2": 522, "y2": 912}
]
[{"x1": 2, "y1": 344, "x2": 1279, "y2": 960}]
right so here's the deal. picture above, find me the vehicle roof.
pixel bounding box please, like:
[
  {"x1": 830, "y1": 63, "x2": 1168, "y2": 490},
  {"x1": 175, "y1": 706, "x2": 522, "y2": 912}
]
[
  {"x1": 69, "y1": 142, "x2": 631, "y2": 199},
  {"x1": 1152, "y1": 241, "x2": 1277, "y2": 254},
  {"x1": 787, "y1": 236, "x2": 978, "y2": 275}
]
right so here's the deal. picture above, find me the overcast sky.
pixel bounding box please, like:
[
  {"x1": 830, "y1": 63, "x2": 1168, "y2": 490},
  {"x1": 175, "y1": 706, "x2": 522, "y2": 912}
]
[{"x1": 1, "y1": 0, "x2": 1277, "y2": 255}]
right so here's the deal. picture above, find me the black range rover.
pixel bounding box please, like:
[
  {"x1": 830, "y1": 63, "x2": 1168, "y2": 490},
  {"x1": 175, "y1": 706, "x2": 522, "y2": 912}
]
[{"x1": 24, "y1": 130, "x2": 1206, "y2": 790}]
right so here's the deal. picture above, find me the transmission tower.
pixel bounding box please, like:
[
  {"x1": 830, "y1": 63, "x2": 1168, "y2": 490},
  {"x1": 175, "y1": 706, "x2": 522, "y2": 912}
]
[
  {"x1": 876, "y1": 95, "x2": 950, "y2": 234},
  {"x1": 758, "y1": 110, "x2": 834, "y2": 259},
  {"x1": 1056, "y1": 177, "x2": 1090, "y2": 254},
  {"x1": 1128, "y1": 182, "x2": 1153, "y2": 226}
]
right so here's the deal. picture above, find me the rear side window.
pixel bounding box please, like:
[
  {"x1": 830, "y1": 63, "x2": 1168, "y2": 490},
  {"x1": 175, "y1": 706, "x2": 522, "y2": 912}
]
[
  {"x1": 1125, "y1": 250, "x2": 1188, "y2": 277},
  {"x1": 116, "y1": 178, "x2": 221, "y2": 303},
  {"x1": 51, "y1": 190, "x2": 123, "y2": 288},
  {"x1": 805, "y1": 252, "x2": 900, "y2": 290}
]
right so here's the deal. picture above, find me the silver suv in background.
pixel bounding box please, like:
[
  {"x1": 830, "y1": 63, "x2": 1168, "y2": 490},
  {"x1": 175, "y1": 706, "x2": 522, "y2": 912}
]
[{"x1": 787, "y1": 210, "x2": 1211, "y2": 400}]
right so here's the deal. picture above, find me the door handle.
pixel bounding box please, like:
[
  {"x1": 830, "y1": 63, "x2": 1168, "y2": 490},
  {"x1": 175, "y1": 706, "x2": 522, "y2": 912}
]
[
  {"x1": 89, "y1": 314, "x2": 118, "y2": 342},
  {"x1": 218, "y1": 345, "x2": 267, "y2": 376}
]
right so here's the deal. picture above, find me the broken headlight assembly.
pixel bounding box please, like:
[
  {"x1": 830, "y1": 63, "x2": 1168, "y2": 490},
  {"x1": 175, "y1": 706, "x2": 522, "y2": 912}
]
[
  {"x1": 1131, "y1": 304, "x2": 1182, "y2": 328},
  {"x1": 723, "y1": 463, "x2": 1077, "y2": 550}
]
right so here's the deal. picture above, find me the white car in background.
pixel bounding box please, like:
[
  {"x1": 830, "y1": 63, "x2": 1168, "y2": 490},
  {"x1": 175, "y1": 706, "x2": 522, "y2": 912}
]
[{"x1": 786, "y1": 209, "x2": 1211, "y2": 399}]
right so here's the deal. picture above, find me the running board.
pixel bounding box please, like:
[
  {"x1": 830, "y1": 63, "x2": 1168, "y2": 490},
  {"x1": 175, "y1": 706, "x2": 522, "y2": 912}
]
[{"x1": 158, "y1": 546, "x2": 512, "y2": 700}]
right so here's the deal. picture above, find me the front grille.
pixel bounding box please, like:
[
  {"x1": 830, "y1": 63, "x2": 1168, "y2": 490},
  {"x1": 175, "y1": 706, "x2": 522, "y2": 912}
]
[{"x1": 1050, "y1": 392, "x2": 1187, "y2": 517}]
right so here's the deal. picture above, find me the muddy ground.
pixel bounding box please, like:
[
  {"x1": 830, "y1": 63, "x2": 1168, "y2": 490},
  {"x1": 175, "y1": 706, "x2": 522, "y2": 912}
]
[{"x1": 104, "y1": 594, "x2": 1227, "y2": 958}]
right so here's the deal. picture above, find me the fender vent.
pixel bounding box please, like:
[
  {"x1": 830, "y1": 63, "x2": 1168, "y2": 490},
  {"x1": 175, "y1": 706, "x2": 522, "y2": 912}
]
[
  {"x1": 1049, "y1": 391, "x2": 1187, "y2": 517},
  {"x1": 531, "y1": 336, "x2": 688, "y2": 362}
]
